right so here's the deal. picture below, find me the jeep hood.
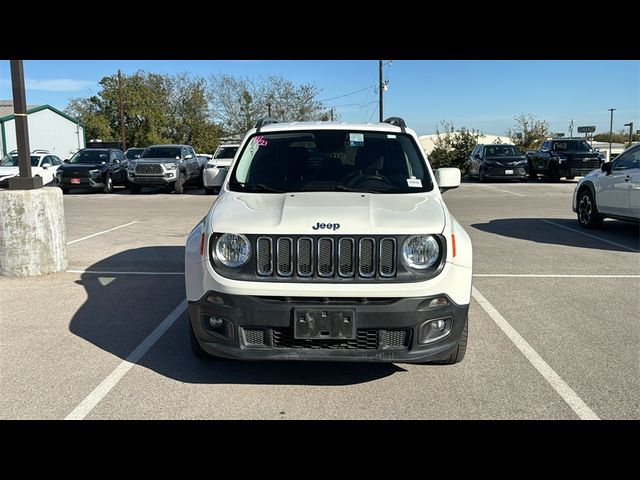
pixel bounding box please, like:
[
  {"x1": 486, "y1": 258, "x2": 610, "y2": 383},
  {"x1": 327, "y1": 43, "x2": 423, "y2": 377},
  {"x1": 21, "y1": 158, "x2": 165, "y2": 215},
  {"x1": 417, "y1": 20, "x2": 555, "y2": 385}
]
[
  {"x1": 0, "y1": 166, "x2": 19, "y2": 178},
  {"x1": 209, "y1": 192, "x2": 447, "y2": 235}
]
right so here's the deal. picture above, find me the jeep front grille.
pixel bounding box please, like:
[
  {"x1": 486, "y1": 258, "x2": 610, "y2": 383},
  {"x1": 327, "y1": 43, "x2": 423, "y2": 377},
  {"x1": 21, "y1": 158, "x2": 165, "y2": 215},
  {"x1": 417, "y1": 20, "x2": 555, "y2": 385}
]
[
  {"x1": 256, "y1": 236, "x2": 398, "y2": 280},
  {"x1": 135, "y1": 164, "x2": 163, "y2": 175}
]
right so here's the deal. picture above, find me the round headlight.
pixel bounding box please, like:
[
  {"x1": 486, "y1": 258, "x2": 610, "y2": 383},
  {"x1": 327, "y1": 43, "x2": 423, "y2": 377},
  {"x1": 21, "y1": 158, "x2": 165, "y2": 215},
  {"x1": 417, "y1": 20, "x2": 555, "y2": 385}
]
[
  {"x1": 215, "y1": 233, "x2": 250, "y2": 267},
  {"x1": 402, "y1": 235, "x2": 440, "y2": 269}
]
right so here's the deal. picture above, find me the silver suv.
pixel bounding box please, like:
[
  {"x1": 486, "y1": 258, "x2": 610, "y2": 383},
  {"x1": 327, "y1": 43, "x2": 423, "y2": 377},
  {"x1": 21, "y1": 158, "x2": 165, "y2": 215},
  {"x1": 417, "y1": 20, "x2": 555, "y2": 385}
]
[{"x1": 127, "y1": 144, "x2": 201, "y2": 194}]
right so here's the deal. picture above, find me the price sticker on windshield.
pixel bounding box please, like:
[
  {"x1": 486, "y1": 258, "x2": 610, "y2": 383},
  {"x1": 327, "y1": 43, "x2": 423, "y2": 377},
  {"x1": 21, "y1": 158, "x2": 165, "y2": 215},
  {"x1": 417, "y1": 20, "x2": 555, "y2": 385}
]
[
  {"x1": 407, "y1": 178, "x2": 422, "y2": 188},
  {"x1": 349, "y1": 133, "x2": 364, "y2": 147}
]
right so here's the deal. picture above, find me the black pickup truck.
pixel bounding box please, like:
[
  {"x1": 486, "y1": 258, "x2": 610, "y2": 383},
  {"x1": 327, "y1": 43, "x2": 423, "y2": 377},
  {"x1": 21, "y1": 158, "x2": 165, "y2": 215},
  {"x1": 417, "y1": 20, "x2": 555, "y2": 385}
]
[{"x1": 526, "y1": 139, "x2": 603, "y2": 182}]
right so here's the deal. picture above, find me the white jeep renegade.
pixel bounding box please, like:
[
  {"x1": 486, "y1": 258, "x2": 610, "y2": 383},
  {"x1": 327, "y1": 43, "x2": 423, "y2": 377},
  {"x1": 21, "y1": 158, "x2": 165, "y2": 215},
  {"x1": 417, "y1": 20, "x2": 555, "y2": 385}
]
[{"x1": 185, "y1": 117, "x2": 473, "y2": 364}]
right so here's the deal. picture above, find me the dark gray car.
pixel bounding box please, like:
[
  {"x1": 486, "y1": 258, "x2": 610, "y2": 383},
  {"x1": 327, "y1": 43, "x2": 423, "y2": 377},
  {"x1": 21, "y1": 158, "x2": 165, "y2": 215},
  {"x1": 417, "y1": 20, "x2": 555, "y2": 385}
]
[{"x1": 468, "y1": 144, "x2": 528, "y2": 182}]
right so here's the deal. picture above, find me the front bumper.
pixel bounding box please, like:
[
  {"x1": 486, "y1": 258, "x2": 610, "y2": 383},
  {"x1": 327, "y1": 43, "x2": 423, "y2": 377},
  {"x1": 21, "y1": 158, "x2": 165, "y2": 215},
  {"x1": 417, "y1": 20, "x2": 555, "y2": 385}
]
[
  {"x1": 203, "y1": 166, "x2": 228, "y2": 187},
  {"x1": 128, "y1": 173, "x2": 176, "y2": 186},
  {"x1": 58, "y1": 177, "x2": 105, "y2": 190},
  {"x1": 189, "y1": 291, "x2": 469, "y2": 363},
  {"x1": 483, "y1": 165, "x2": 528, "y2": 179}
]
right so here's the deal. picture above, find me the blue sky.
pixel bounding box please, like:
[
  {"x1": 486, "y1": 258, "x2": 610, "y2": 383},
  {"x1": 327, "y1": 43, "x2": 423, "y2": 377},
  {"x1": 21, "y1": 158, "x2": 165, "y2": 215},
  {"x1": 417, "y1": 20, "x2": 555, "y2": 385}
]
[{"x1": 0, "y1": 60, "x2": 637, "y2": 136}]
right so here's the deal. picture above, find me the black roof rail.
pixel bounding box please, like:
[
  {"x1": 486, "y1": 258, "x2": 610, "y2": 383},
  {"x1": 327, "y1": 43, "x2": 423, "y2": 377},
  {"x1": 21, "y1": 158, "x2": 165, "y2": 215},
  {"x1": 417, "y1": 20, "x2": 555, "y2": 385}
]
[
  {"x1": 383, "y1": 117, "x2": 406, "y2": 133},
  {"x1": 255, "y1": 117, "x2": 280, "y2": 132}
]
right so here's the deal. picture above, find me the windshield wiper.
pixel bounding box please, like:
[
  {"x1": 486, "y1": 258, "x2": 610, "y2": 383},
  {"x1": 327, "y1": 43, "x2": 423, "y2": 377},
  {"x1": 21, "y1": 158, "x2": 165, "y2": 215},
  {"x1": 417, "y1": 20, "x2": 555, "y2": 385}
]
[{"x1": 234, "y1": 182, "x2": 285, "y2": 193}]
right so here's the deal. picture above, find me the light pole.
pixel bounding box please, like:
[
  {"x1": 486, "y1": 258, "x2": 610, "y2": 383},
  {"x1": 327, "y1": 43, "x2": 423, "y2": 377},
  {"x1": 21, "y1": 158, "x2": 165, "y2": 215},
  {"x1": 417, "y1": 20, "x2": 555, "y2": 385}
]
[
  {"x1": 378, "y1": 60, "x2": 383, "y2": 122},
  {"x1": 624, "y1": 122, "x2": 633, "y2": 147},
  {"x1": 608, "y1": 108, "x2": 616, "y2": 161},
  {"x1": 266, "y1": 102, "x2": 271, "y2": 117}
]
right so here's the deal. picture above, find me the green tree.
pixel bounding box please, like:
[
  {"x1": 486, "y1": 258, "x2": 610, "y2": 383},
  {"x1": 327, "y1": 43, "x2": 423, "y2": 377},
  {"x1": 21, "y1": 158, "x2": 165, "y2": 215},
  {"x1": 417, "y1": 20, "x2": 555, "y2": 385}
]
[
  {"x1": 66, "y1": 70, "x2": 219, "y2": 153},
  {"x1": 428, "y1": 121, "x2": 482, "y2": 174},
  {"x1": 506, "y1": 114, "x2": 550, "y2": 152}
]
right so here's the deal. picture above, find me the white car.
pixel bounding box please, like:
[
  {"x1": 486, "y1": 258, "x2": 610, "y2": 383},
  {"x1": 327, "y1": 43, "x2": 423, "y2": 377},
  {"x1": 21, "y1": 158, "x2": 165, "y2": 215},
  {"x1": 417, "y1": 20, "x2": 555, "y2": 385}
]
[
  {"x1": 203, "y1": 144, "x2": 240, "y2": 195},
  {"x1": 0, "y1": 150, "x2": 63, "y2": 188},
  {"x1": 185, "y1": 117, "x2": 472, "y2": 364},
  {"x1": 572, "y1": 144, "x2": 640, "y2": 228}
]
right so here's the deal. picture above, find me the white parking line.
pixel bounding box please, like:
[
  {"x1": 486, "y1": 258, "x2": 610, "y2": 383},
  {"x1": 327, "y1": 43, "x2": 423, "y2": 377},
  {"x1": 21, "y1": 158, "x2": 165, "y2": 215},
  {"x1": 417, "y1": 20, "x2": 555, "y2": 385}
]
[
  {"x1": 66, "y1": 221, "x2": 139, "y2": 245},
  {"x1": 471, "y1": 286, "x2": 600, "y2": 420},
  {"x1": 67, "y1": 269, "x2": 184, "y2": 276},
  {"x1": 474, "y1": 274, "x2": 640, "y2": 278},
  {"x1": 543, "y1": 220, "x2": 639, "y2": 253},
  {"x1": 65, "y1": 300, "x2": 188, "y2": 420},
  {"x1": 471, "y1": 185, "x2": 526, "y2": 197}
]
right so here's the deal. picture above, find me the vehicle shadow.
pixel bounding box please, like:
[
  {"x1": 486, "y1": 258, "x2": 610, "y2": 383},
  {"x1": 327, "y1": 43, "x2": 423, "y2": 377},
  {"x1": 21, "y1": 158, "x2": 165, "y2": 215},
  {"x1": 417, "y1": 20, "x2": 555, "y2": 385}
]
[
  {"x1": 69, "y1": 246, "x2": 404, "y2": 385},
  {"x1": 471, "y1": 217, "x2": 640, "y2": 252}
]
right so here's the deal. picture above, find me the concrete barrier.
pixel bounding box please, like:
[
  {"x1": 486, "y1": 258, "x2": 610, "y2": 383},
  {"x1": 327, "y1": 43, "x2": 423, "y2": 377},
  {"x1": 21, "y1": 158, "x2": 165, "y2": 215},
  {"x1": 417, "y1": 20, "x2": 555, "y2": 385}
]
[{"x1": 0, "y1": 188, "x2": 67, "y2": 276}]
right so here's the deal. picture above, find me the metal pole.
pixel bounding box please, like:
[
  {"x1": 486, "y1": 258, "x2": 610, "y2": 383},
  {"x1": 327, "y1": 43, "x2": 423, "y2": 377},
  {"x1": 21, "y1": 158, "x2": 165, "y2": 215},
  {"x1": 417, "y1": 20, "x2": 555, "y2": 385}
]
[
  {"x1": 118, "y1": 70, "x2": 126, "y2": 151},
  {"x1": 608, "y1": 108, "x2": 615, "y2": 161},
  {"x1": 624, "y1": 122, "x2": 633, "y2": 147},
  {"x1": 267, "y1": 102, "x2": 271, "y2": 117},
  {"x1": 378, "y1": 60, "x2": 383, "y2": 122},
  {"x1": 8, "y1": 60, "x2": 41, "y2": 190},
  {"x1": 330, "y1": 108, "x2": 334, "y2": 121}
]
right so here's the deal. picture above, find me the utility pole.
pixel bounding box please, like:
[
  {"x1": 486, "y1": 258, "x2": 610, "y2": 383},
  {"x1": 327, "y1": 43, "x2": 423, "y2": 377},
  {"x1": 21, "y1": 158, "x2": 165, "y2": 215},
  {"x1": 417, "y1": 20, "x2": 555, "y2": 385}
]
[
  {"x1": 118, "y1": 70, "x2": 126, "y2": 151},
  {"x1": 378, "y1": 60, "x2": 383, "y2": 122},
  {"x1": 624, "y1": 122, "x2": 633, "y2": 147},
  {"x1": 8, "y1": 60, "x2": 41, "y2": 190},
  {"x1": 608, "y1": 108, "x2": 616, "y2": 161},
  {"x1": 569, "y1": 119, "x2": 574, "y2": 139},
  {"x1": 266, "y1": 102, "x2": 272, "y2": 117},
  {"x1": 330, "y1": 108, "x2": 334, "y2": 121}
]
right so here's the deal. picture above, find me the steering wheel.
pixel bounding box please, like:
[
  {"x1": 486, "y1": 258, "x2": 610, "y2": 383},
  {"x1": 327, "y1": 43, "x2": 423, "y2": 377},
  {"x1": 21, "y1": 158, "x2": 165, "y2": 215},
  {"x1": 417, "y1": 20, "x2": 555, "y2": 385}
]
[{"x1": 344, "y1": 173, "x2": 394, "y2": 188}]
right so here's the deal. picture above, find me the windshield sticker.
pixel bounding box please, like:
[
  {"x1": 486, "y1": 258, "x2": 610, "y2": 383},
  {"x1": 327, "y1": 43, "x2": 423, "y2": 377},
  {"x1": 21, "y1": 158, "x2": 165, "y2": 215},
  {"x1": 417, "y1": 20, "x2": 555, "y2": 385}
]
[
  {"x1": 253, "y1": 136, "x2": 268, "y2": 147},
  {"x1": 407, "y1": 178, "x2": 423, "y2": 188},
  {"x1": 349, "y1": 133, "x2": 364, "y2": 147},
  {"x1": 387, "y1": 134, "x2": 396, "y2": 138}
]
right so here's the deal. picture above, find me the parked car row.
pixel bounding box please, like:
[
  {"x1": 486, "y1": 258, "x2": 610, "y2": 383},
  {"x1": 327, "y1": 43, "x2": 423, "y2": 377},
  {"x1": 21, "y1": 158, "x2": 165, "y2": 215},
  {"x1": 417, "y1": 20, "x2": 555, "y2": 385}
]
[
  {"x1": 467, "y1": 139, "x2": 605, "y2": 183},
  {"x1": 30, "y1": 143, "x2": 240, "y2": 195}
]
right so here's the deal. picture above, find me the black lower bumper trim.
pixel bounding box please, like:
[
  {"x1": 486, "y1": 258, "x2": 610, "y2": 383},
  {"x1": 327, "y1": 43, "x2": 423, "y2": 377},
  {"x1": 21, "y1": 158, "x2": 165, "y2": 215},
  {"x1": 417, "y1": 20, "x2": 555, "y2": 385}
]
[{"x1": 188, "y1": 292, "x2": 469, "y2": 363}]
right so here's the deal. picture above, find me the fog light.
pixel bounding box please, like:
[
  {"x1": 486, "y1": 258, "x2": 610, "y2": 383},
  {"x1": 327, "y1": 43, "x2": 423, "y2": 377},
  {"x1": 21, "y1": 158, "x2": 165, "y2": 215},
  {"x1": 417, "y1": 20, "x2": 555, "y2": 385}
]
[
  {"x1": 418, "y1": 317, "x2": 453, "y2": 344},
  {"x1": 432, "y1": 319, "x2": 446, "y2": 330},
  {"x1": 206, "y1": 294, "x2": 224, "y2": 304},
  {"x1": 208, "y1": 316, "x2": 224, "y2": 329}
]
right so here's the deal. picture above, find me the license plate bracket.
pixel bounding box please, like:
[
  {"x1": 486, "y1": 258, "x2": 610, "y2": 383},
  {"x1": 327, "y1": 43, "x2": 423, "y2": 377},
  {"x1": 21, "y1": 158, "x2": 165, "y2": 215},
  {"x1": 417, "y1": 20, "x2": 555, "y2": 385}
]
[{"x1": 294, "y1": 309, "x2": 356, "y2": 339}]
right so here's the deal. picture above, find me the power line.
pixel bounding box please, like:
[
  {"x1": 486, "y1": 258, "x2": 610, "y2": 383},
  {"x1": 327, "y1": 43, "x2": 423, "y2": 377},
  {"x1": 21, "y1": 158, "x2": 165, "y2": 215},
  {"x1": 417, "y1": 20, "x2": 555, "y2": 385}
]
[{"x1": 318, "y1": 85, "x2": 375, "y2": 103}]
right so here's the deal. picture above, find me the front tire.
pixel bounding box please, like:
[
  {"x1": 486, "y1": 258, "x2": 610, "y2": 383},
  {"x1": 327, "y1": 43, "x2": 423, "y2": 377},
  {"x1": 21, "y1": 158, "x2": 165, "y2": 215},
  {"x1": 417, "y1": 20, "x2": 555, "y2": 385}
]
[
  {"x1": 189, "y1": 320, "x2": 212, "y2": 360},
  {"x1": 103, "y1": 174, "x2": 113, "y2": 194},
  {"x1": 205, "y1": 187, "x2": 219, "y2": 195},
  {"x1": 429, "y1": 318, "x2": 468, "y2": 365},
  {"x1": 577, "y1": 189, "x2": 603, "y2": 229},
  {"x1": 174, "y1": 172, "x2": 186, "y2": 194},
  {"x1": 479, "y1": 168, "x2": 485, "y2": 182},
  {"x1": 61, "y1": 187, "x2": 69, "y2": 194},
  {"x1": 548, "y1": 164, "x2": 560, "y2": 182}
]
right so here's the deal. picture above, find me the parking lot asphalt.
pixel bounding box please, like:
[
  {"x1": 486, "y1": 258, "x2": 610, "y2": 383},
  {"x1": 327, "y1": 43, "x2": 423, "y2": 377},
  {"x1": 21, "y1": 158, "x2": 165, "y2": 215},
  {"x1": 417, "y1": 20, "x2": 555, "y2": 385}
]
[{"x1": 1, "y1": 180, "x2": 638, "y2": 419}]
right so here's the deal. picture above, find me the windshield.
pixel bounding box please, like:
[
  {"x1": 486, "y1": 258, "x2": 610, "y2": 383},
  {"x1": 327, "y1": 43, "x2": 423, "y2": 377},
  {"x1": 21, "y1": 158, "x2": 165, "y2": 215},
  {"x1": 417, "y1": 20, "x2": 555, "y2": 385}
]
[
  {"x1": 228, "y1": 130, "x2": 433, "y2": 194},
  {"x1": 68, "y1": 150, "x2": 108, "y2": 164},
  {"x1": 141, "y1": 147, "x2": 181, "y2": 159},
  {"x1": 1, "y1": 155, "x2": 41, "y2": 167},
  {"x1": 125, "y1": 148, "x2": 144, "y2": 159},
  {"x1": 483, "y1": 145, "x2": 522, "y2": 157},
  {"x1": 552, "y1": 140, "x2": 592, "y2": 152},
  {"x1": 214, "y1": 146, "x2": 239, "y2": 159}
]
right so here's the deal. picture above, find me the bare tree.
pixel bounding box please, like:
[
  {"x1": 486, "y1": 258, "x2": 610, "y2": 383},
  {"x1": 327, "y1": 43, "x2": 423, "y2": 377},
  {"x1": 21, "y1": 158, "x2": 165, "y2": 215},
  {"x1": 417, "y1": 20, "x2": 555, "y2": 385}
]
[{"x1": 507, "y1": 114, "x2": 550, "y2": 152}]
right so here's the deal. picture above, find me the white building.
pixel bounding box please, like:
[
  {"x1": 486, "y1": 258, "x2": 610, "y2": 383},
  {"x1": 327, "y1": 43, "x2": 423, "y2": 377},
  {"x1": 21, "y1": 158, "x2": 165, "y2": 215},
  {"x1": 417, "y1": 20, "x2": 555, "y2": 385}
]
[
  {"x1": 419, "y1": 133, "x2": 513, "y2": 155},
  {"x1": 0, "y1": 101, "x2": 85, "y2": 159}
]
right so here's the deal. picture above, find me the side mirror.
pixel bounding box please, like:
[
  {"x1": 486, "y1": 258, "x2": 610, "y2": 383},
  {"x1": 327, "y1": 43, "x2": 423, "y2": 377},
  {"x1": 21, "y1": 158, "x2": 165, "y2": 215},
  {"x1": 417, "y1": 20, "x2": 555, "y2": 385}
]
[
  {"x1": 541, "y1": 148, "x2": 548, "y2": 153},
  {"x1": 112, "y1": 159, "x2": 120, "y2": 164},
  {"x1": 63, "y1": 159, "x2": 69, "y2": 163},
  {"x1": 601, "y1": 162, "x2": 612, "y2": 175},
  {"x1": 473, "y1": 153, "x2": 481, "y2": 159},
  {"x1": 434, "y1": 167, "x2": 461, "y2": 193},
  {"x1": 185, "y1": 154, "x2": 193, "y2": 159},
  {"x1": 41, "y1": 163, "x2": 51, "y2": 170}
]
